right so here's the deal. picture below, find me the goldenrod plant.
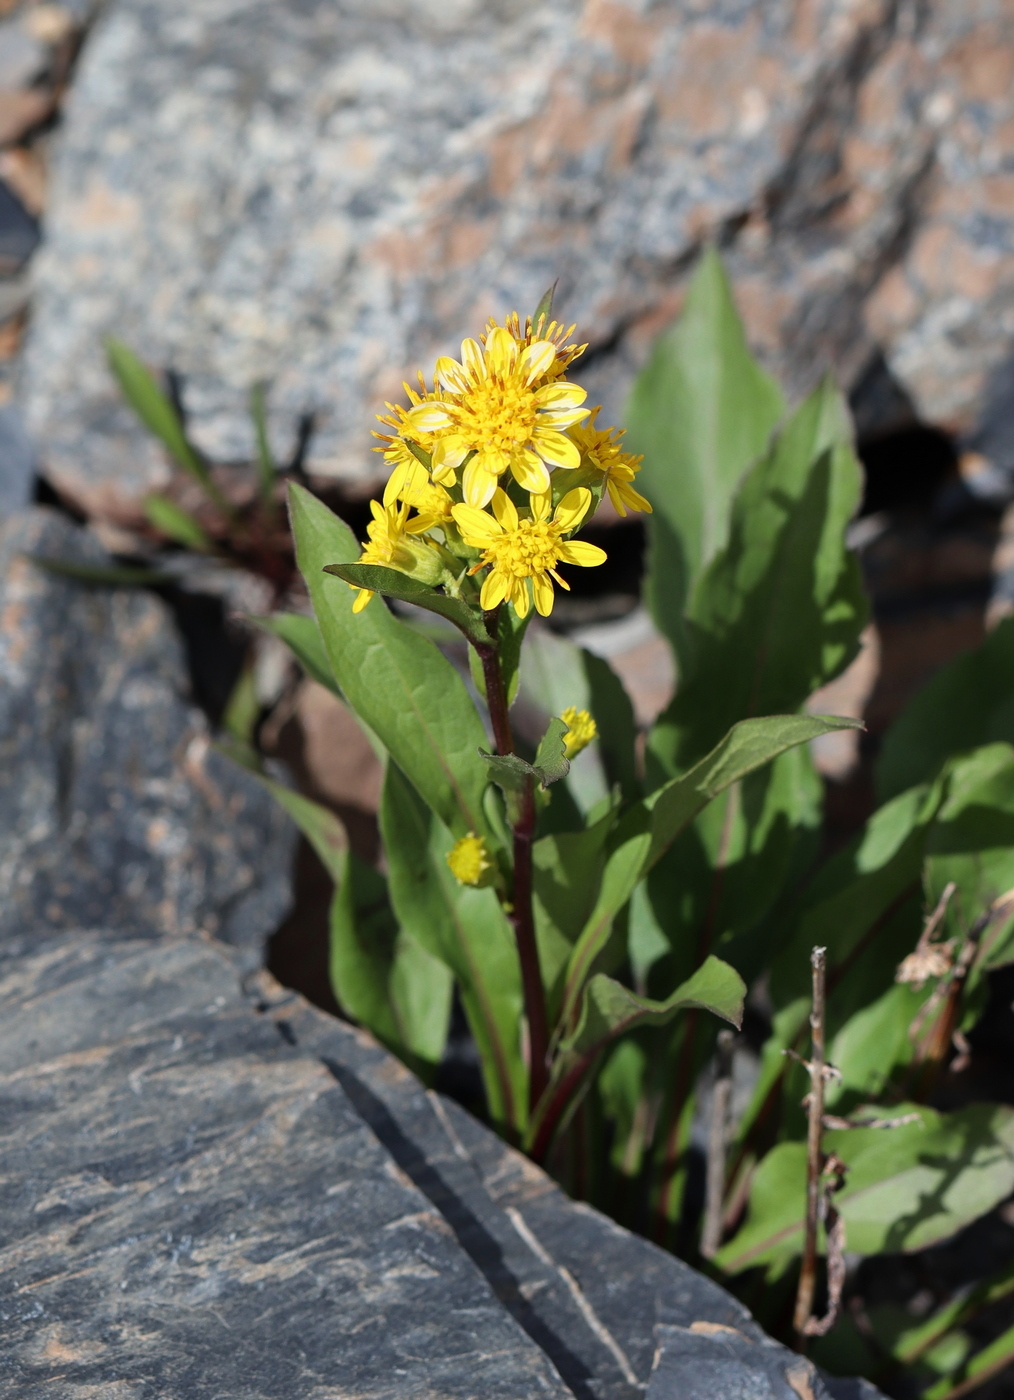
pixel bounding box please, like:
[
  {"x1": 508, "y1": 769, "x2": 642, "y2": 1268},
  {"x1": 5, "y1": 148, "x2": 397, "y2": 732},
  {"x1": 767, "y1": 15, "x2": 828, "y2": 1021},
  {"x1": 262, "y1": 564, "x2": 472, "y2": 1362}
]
[{"x1": 263, "y1": 278, "x2": 858, "y2": 1158}]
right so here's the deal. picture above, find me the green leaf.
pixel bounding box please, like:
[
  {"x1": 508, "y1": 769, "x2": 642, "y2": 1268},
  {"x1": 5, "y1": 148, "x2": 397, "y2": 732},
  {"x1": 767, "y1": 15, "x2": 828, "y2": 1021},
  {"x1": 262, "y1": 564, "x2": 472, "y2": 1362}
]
[
  {"x1": 625, "y1": 246, "x2": 785, "y2": 655},
  {"x1": 331, "y1": 846, "x2": 452, "y2": 1077},
  {"x1": 217, "y1": 739, "x2": 348, "y2": 881},
  {"x1": 717, "y1": 1104, "x2": 1014, "y2": 1278},
  {"x1": 769, "y1": 778, "x2": 944, "y2": 1028},
  {"x1": 222, "y1": 663, "x2": 260, "y2": 745},
  {"x1": 520, "y1": 628, "x2": 639, "y2": 813},
  {"x1": 380, "y1": 762, "x2": 526, "y2": 1134},
  {"x1": 106, "y1": 338, "x2": 224, "y2": 505},
  {"x1": 323, "y1": 562, "x2": 493, "y2": 648},
  {"x1": 533, "y1": 716, "x2": 571, "y2": 786},
  {"x1": 143, "y1": 494, "x2": 214, "y2": 552},
  {"x1": 923, "y1": 743, "x2": 1014, "y2": 983},
  {"x1": 564, "y1": 955, "x2": 744, "y2": 1058},
  {"x1": 923, "y1": 1321, "x2": 1014, "y2": 1400},
  {"x1": 250, "y1": 382, "x2": 277, "y2": 499},
  {"x1": 288, "y1": 482, "x2": 492, "y2": 841},
  {"x1": 878, "y1": 617, "x2": 1014, "y2": 801},
  {"x1": 528, "y1": 957, "x2": 744, "y2": 1154},
  {"x1": 28, "y1": 555, "x2": 173, "y2": 588},
  {"x1": 532, "y1": 281, "x2": 557, "y2": 333},
  {"x1": 252, "y1": 611, "x2": 339, "y2": 696},
  {"x1": 533, "y1": 810, "x2": 617, "y2": 1018},
  {"x1": 649, "y1": 378, "x2": 867, "y2": 773},
  {"x1": 562, "y1": 713, "x2": 863, "y2": 1026}
]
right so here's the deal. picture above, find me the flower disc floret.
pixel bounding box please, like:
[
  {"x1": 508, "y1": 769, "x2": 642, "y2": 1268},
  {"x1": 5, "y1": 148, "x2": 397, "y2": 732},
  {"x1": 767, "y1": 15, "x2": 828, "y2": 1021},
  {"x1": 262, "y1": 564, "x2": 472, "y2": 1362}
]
[
  {"x1": 560, "y1": 706, "x2": 597, "y2": 759},
  {"x1": 452, "y1": 487, "x2": 606, "y2": 619},
  {"x1": 446, "y1": 832, "x2": 492, "y2": 886},
  {"x1": 405, "y1": 324, "x2": 591, "y2": 508}
]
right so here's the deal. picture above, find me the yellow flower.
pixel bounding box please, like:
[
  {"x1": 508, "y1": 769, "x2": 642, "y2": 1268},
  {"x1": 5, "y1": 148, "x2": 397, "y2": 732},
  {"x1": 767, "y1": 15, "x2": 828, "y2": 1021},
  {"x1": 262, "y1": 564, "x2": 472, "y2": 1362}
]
[
  {"x1": 372, "y1": 377, "x2": 457, "y2": 488},
  {"x1": 560, "y1": 706, "x2": 597, "y2": 759},
  {"x1": 569, "y1": 408, "x2": 653, "y2": 517},
  {"x1": 404, "y1": 322, "x2": 591, "y2": 508},
  {"x1": 349, "y1": 497, "x2": 441, "y2": 614},
  {"x1": 452, "y1": 487, "x2": 606, "y2": 619},
  {"x1": 446, "y1": 832, "x2": 492, "y2": 886}
]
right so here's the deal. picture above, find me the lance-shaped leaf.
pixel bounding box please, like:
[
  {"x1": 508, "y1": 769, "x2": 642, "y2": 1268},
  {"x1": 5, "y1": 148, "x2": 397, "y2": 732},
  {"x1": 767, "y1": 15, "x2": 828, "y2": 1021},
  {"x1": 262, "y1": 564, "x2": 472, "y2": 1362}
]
[
  {"x1": 716, "y1": 1103, "x2": 1014, "y2": 1278},
  {"x1": 143, "y1": 495, "x2": 214, "y2": 552},
  {"x1": 533, "y1": 810, "x2": 617, "y2": 1020},
  {"x1": 29, "y1": 556, "x2": 173, "y2": 588},
  {"x1": 331, "y1": 846, "x2": 453, "y2": 1078},
  {"x1": 878, "y1": 616, "x2": 1014, "y2": 802},
  {"x1": 532, "y1": 281, "x2": 557, "y2": 331},
  {"x1": 252, "y1": 611, "x2": 340, "y2": 696},
  {"x1": 626, "y1": 247, "x2": 784, "y2": 654},
  {"x1": 527, "y1": 956, "x2": 744, "y2": 1158},
  {"x1": 649, "y1": 377, "x2": 867, "y2": 775},
  {"x1": 533, "y1": 716, "x2": 571, "y2": 785},
  {"x1": 106, "y1": 337, "x2": 226, "y2": 508},
  {"x1": 381, "y1": 761, "x2": 526, "y2": 1135},
  {"x1": 561, "y1": 713, "x2": 863, "y2": 1027},
  {"x1": 250, "y1": 381, "x2": 277, "y2": 499},
  {"x1": 922, "y1": 1318, "x2": 1014, "y2": 1400},
  {"x1": 323, "y1": 562, "x2": 493, "y2": 648},
  {"x1": 289, "y1": 482, "x2": 492, "y2": 841}
]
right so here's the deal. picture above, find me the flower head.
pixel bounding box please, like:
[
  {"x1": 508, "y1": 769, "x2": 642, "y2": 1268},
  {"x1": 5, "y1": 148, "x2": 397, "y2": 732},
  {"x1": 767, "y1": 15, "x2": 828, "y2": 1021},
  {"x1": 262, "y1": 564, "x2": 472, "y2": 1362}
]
[
  {"x1": 452, "y1": 487, "x2": 606, "y2": 619},
  {"x1": 349, "y1": 497, "x2": 442, "y2": 614},
  {"x1": 569, "y1": 408, "x2": 652, "y2": 517},
  {"x1": 404, "y1": 322, "x2": 591, "y2": 508},
  {"x1": 560, "y1": 706, "x2": 597, "y2": 759},
  {"x1": 446, "y1": 832, "x2": 493, "y2": 886}
]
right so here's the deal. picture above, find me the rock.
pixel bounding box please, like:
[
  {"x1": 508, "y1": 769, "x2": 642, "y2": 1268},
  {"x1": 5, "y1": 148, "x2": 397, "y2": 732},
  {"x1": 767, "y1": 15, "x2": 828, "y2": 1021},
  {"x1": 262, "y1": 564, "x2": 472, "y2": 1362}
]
[
  {"x1": 0, "y1": 21, "x2": 48, "y2": 91},
  {"x1": 0, "y1": 926, "x2": 886, "y2": 1398},
  {"x1": 0, "y1": 933, "x2": 572, "y2": 1399},
  {"x1": 0, "y1": 507, "x2": 294, "y2": 959},
  {"x1": 0, "y1": 178, "x2": 38, "y2": 276},
  {"x1": 18, "y1": 0, "x2": 1014, "y2": 516},
  {"x1": 0, "y1": 404, "x2": 35, "y2": 516}
]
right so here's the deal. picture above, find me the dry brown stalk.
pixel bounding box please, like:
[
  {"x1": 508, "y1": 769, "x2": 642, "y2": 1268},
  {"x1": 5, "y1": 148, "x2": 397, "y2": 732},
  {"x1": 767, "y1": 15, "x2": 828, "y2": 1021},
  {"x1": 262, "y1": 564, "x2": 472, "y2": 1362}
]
[{"x1": 700, "y1": 1028, "x2": 735, "y2": 1259}]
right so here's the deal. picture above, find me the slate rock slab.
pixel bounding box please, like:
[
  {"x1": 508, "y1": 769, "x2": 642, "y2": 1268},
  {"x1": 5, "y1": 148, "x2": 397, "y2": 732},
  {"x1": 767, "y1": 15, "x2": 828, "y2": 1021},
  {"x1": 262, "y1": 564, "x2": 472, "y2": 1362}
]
[
  {"x1": 0, "y1": 933, "x2": 572, "y2": 1399},
  {"x1": 0, "y1": 507, "x2": 294, "y2": 956},
  {"x1": 23, "y1": 0, "x2": 1014, "y2": 516}
]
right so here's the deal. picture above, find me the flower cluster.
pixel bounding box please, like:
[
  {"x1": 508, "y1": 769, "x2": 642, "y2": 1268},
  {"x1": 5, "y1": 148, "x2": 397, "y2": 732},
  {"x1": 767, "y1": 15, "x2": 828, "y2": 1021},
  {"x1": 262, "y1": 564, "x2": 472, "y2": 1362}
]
[{"x1": 354, "y1": 311, "x2": 651, "y2": 621}]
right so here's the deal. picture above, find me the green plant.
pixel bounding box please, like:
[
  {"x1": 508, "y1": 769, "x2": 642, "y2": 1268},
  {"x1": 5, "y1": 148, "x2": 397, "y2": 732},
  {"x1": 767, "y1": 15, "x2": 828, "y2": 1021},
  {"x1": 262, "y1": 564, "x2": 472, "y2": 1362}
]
[{"x1": 245, "y1": 252, "x2": 1014, "y2": 1395}]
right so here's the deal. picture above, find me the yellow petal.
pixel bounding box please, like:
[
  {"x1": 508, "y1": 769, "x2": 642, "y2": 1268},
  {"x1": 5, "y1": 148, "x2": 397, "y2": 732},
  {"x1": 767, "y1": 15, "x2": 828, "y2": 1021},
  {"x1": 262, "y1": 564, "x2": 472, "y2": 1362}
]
[
  {"x1": 533, "y1": 382, "x2": 587, "y2": 409},
  {"x1": 480, "y1": 568, "x2": 510, "y2": 611},
  {"x1": 532, "y1": 572, "x2": 555, "y2": 616},
  {"x1": 509, "y1": 450, "x2": 551, "y2": 495},
  {"x1": 553, "y1": 488, "x2": 592, "y2": 532},
  {"x1": 518, "y1": 339, "x2": 556, "y2": 384},
  {"x1": 352, "y1": 588, "x2": 373, "y2": 613},
  {"x1": 511, "y1": 577, "x2": 532, "y2": 618},
  {"x1": 531, "y1": 427, "x2": 581, "y2": 468},
  {"x1": 463, "y1": 456, "x2": 500, "y2": 507},
  {"x1": 558, "y1": 540, "x2": 607, "y2": 568},
  {"x1": 369, "y1": 499, "x2": 386, "y2": 524},
  {"x1": 539, "y1": 404, "x2": 591, "y2": 429},
  {"x1": 460, "y1": 338, "x2": 486, "y2": 380},
  {"x1": 491, "y1": 488, "x2": 519, "y2": 531},
  {"x1": 452, "y1": 502, "x2": 502, "y2": 545},
  {"x1": 529, "y1": 488, "x2": 551, "y2": 523},
  {"x1": 485, "y1": 326, "x2": 518, "y2": 376},
  {"x1": 432, "y1": 436, "x2": 469, "y2": 471},
  {"x1": 407, "y1": 402, "x2": 454, "y2": 432}
]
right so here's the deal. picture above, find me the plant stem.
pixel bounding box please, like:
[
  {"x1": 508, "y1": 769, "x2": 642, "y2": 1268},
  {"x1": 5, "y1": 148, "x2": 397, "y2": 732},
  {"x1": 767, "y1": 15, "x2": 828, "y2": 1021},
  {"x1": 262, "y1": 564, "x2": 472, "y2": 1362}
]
[
  {"x1": 476, "y1": 606, "x2": 549, "y2": 1112},
  {"x1": 794, "y1": 945, "x2": 827, "y2": 1342},
  {"x1": 701, "y1": 1028, "x2": 735, "y2": 1259}
]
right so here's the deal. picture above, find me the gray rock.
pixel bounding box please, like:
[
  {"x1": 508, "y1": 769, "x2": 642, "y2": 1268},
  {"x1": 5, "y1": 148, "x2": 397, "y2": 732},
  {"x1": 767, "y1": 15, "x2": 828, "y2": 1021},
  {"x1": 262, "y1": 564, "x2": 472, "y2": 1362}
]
[
  {"x1": 646, "y1": 1325, "x2": 831, "y2": 1400},
  {"x1": 0, "y1": 22, "x2": 48, "y2": 91},
  {"x1": 0, "y1": 406, "x2": 35, "y2": 517},
  {"x1": 21, "y1": 0, "x2": 1014, "y2": 515},
  {"x1": 0, "y1": 933, "x2": 572, "y2": 1399},
  {"x1": 0, "y1": 507, "x2": 294, "y2": 958},
  {"x1": 0, "y1": 180, "x2": 39, "y2": 276}
]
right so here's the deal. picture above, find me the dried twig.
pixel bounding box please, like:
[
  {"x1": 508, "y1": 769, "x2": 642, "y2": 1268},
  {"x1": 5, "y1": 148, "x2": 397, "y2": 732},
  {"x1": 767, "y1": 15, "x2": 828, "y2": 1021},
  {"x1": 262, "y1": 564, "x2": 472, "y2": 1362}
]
[
  {"x1": 701, "y1": 1029, "x2": 735, "y2": 1259},
  {"x1": 801, "y1": 1153, "x2": 848, "y2": 1338},
  {"x1": 794, "y1": 946, "x2": 827, "y2": 1339}
]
